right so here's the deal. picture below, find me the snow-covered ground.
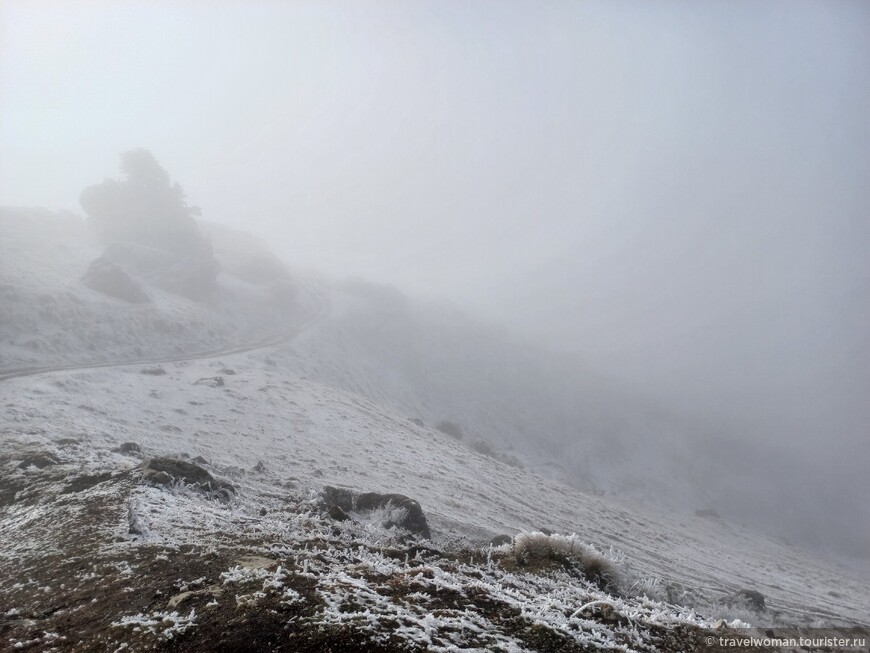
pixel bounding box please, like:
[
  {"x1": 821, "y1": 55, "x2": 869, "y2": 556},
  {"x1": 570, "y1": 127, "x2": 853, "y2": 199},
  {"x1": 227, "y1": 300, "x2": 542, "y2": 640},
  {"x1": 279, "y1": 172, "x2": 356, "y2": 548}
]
[
  {"x1": 2, "y1": 349, "x2": 868, "y2": 636},
  {"x1": 1, "y1": 212, "x2": 867, "y2": 650},
  {"x1": 282, "y1": 280, "x2": 870, "y2": 558}
]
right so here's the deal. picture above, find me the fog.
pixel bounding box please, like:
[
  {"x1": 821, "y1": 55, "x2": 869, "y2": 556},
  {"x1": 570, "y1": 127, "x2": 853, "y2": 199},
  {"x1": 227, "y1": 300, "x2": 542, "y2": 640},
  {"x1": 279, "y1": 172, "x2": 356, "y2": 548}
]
[{"x1": 2, "y1": 1, "x2": 869, "y2": 553}]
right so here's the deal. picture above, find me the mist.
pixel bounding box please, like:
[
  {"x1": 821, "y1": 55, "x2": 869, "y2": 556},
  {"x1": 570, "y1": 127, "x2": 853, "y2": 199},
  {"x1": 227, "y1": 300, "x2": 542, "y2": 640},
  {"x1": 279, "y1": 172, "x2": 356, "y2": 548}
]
[{"x1": 3, "y1": 0, "x2": 869, "y2": 559}]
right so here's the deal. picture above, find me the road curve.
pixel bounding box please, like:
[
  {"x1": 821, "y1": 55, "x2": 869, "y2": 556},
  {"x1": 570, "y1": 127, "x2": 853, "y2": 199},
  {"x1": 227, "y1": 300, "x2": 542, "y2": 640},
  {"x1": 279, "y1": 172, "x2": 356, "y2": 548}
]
[{"x1": 0, "y1": 280, "x2": 330, "y2": 383}]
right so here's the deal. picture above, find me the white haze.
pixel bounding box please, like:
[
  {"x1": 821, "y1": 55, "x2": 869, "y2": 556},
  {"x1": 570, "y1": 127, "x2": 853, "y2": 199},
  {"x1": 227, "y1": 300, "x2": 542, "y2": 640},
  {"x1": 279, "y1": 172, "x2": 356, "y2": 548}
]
[{"x1": 2, "y1": 1, "x2": 869, "y2": 552}]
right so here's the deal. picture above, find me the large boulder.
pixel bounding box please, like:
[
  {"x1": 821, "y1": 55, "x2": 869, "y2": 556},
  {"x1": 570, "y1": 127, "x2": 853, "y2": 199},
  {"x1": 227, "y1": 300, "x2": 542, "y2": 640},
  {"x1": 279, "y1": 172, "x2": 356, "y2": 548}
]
[
  {"x1": 81, "y1": 257, "x2": 149, "y2": 303},
  {"x1": 102, "y1": 242, "x2": 217, "y2": 301},
  {"x1": 140, "y1": 458, "x2": 234, "y2": 501},
  {"x1": 322, "y1": 486, "x2": 431, "y2": 539}
]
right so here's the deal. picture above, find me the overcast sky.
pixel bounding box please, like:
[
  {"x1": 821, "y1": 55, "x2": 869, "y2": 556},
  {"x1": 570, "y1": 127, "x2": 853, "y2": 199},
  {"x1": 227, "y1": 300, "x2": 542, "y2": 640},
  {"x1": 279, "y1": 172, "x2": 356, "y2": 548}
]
[{"x1": 2, "y1": 1, "x2": 869, "y2": 457}]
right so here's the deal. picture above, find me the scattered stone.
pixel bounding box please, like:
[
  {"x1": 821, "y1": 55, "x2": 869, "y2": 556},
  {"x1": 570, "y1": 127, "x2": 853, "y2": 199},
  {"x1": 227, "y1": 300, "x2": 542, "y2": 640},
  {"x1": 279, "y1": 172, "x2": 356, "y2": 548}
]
[
  {"x1": 128, "y1": 499, "x2": 146, "y2": 536},
  {"x1": 219, "y1": 368, "x2": 237, "y2": 375},
  {"x1": 17, "y1": 453, "x2": 59, "y2": 469},
  {"x1": 259, "y1": 507, "x2": 268, "y2": 517},
  {"x1": 116, "y1": 442, "x2": 142, "y2": 455},
  {"x1": 236, "y1": 556, "x2": 276, "y2": 570},
  {"x1": 141, "y1": 366, "x2": 167, "y2": 375},
  {"x1": 327, "y1": 504, "x2": 352, "y2": 522},
  {"x1": 140, "y1": 457, "x2": 234, "y2": 501},
  {"x1": 168, "y1": 585, "x2": 222, "y2": 608},
  {"x1": 194, "y1": 376, "x2": 225, "y2": 387},
  {"x1": 81, "y1": 257, "x2": 149, "y2": 303},
  {"x1": 321, "y1": 486, "x2": 431, "y2": 539},
  {"x1": 253, "y1": 461, "x2": 267, "y2": 473}
]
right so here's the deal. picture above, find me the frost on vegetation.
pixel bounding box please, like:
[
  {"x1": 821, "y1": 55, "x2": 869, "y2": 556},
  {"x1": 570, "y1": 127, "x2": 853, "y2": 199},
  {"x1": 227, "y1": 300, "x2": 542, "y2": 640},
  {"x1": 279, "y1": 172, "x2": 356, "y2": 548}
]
[
  {"x1": 112, "y1": 608, "x2": 197, "y2": 640},
  {"x1": 219, "y1": 564, "x2": 301, "y2": 606},
  {"x1": 358, "y1": 502, "x2": 409, "y2": 532},
  {"x1": 510, "y1": 531, "x2": 624, "y2": 592},
  {"x1": 262, "y1": 527, "x2": 711, "y2": 652}
]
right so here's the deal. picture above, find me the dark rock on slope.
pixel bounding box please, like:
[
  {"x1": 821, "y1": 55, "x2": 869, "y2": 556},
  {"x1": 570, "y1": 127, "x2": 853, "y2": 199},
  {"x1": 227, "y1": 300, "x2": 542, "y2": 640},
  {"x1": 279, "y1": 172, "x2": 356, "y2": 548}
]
[
  {"x1": 81, "y1": 257, "x2": 149, "y2": 303},
  {"x1": 322, "y1": 486, "x2": 431, "y2": 539},
  {"x1": 140, "y1": 457, "x2": 234, "y2": 501}
]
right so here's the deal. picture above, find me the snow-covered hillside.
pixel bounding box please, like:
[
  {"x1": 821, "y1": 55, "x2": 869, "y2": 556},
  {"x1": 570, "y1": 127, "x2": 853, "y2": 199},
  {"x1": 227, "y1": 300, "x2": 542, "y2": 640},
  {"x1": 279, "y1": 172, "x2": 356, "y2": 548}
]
[
  {"x1": 0, "y1": 208, "x2": 313, "y2": 372},
  {"x1": 2, "y1": 347, "x2": 868, "y2": 651},
  {"x1": 282, "y1": 279, "x2": 870, "y2": 558},
  {"x1": 283, "y1": 279, "x2": 684, "y2": 488},
  {"x1": 2, "y1": 212, "x2": 867, "y2": 650}
]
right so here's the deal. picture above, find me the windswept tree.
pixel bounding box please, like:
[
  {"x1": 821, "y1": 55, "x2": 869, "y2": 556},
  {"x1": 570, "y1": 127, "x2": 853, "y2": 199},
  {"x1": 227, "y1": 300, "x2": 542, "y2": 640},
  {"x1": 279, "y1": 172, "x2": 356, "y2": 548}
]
[{"x1": 80, "y1": 149, "x2": 218, "y2": 298}]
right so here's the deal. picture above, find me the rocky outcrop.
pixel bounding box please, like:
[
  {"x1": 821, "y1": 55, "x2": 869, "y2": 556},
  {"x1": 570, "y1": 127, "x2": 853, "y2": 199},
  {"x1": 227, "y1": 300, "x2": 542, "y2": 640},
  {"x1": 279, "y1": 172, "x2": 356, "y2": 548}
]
[
  {"x1": 140, "y1": 457, "x2": 234, "y2": 501},
  {"x1": 321, "y1": 486, "x2": 431, "y2": 539},
  {"x1": 81, "y1": 257, "x2": 149, "y2": 303}
]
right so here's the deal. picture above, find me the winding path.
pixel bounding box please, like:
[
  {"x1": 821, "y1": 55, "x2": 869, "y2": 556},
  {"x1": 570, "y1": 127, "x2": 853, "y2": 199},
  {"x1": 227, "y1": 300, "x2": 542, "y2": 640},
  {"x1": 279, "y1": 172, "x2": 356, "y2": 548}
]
[{"x1": 0, "y1": 280, "x2": 330, "y2": 383}]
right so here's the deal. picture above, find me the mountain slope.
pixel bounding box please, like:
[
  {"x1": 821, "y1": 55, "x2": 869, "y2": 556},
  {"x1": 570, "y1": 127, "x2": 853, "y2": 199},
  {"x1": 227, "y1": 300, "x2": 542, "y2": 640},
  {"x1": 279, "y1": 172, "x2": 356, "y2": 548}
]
[
  {"x1": 2, "y1": 212, "x2": 867, "y2": 650},
  {"x1": 2, "y1": 347, "x2": 867, "y2": 652},
  {"x1": 283, "y1": 279, "x2": 870, "y2": 557}
]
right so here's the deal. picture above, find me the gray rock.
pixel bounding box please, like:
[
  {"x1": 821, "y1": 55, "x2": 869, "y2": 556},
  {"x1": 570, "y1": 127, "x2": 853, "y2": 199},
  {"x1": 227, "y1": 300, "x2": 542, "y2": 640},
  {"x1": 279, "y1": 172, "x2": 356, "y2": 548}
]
[
  {"x1": 81, "y1": 257, "x2": 149, "y2": 303},
  {"x1": 17, "y1": 453, "x2": 59, "y2": 469},
  {"x1": 140, "y1": 457, "x2": 234, "y2": 501},
  {"x1": 327, "y1": 504, "x2": 352, "y2": 522},
  {"x1": 321, "y1": 486, "x2": 431, "y2": 539},
  {"x1": 117, "y1": 442, "x2": 142, "y2": 455},
  {"x1": 193, "y1": 376, "x2": 224, "y2": 387},
  {"x1": 101, "y1": 242, "x2": 217, "y2": 302}
]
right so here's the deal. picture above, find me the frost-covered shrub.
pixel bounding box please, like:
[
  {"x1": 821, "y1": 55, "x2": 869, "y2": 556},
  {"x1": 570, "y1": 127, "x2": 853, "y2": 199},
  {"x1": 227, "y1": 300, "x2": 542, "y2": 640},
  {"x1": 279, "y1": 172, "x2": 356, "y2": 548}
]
[
  {"x1": 362, "y1": 502, "x2": 410, "y2": 532},
  {"x1": 321, "y1": 486, "x2": 431, "y2": 538},
  {"x1": 512, "y1": 531, "x2": 623, "y2": 593}
]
